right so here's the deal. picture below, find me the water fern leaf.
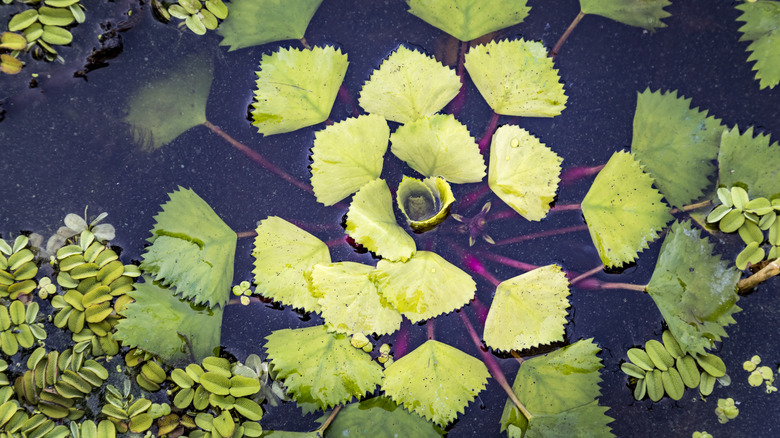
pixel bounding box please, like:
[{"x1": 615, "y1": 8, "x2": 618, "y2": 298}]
[
  {"x1": 253, "y1": 216, "x2": 331, "y2": 313},
  {"x1": 717, "y1": 126, "x2": 780, "y2": 199},
  {"x1": 488, "y1": 126, "x2": 562, "y2": 221},
  {"x1": 124, "y1": 53, "x2": 212, "y2": 151},
  {"x1": 310, "y1": 114, "x2": 389, "y2": 206},
  {"x1": 736, "y1": 0, "x2": 780, "y2": 89},
  {"x1": 311, "y1": 262, "x2": 402, "y2": 337},
  {"x1": 581, "y1": 151, "x2": 672, "y2": 268},
  {"x1": 631, "y1": 89, "x2": 723, "y2": 208},
  {"x1": 345, "y1": 179, "x2": 416, "y2": 262},
  {"x1": 500, "y1": 339, "x2": 614, "y2": 438},
  {"x1": 358, "y1": 45, "x2": 461, "y2": 124},
  {"x1": 323, "y1": 396, "x2": 444, "y2": 437},
  {"x1": 464, "y1": 39, "x2": 567, "y2": 117},
  {"x1": 381, "y1": 340, "x2": 489, "y2": 427},
  {"x1": 139, "y1": 187, "x2": 236, "y2": 308},
  {"x1": 265, "y1": 325, "x2": 383, "y2": 411},
  {"x1": 217, "y1": 0, "x2": 323, "y2": 50},
  {"x1": 390, "y1": 114, "x2": 486, "y2": 183},
  {"x1": 646, "y1": 221, "x2": 741, "y2": 356},
  {"x1": 579, "y1": 0, "x2": 671, "y2": 30},
  {"x1": 115, "y1": 278, "x2": 222, "y2": 366},
  {"x1": 406, "y1": 0, "x2": 530, "y2": 42},
  {"x1": 370, "y1": 251, "x2": 475, "y2": 323},
  {"x1": 483, "y1": 265, "x2": 570, "y2": 352},
  {"x1": 252, "y1": 46, "x2": 349, "y2": 136}
]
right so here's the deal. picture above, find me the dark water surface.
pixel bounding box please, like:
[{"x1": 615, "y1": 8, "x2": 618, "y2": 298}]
[{"x1": 1, "y1": 0, "x2": 779, "y2": 437}]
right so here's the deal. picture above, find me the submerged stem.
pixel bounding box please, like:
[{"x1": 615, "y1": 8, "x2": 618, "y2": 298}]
[
  {"x1": 494, "y1": 224, "x2": 588, "y2": 246},
  {"x1": 670, "y1": 199, "x2": 712, "y2": 214},
  {"x1": 459, "y1": 312, "x2": 533, "y2": 420},
  {"x1": 551, "y1": 11, "x2": 585, "y2": 58},
  {"x1": 478, "y1": 112, "x2": 500, "y2": 154},
  {"x1": 738, "y1": 261, "x2": 780, "y2": 293},
  {"x1": 317, "y1": 405, "x2": 342, "y2": 434},
  {"x1": 203, "y1": 120, "x2": 313, "y2": 194},
  {"x1": 599, "y1": 282, "x2": 647, "y2": 292},
  {"x1": 569, "y1": 264, "x2": 603, "y2": 285}
]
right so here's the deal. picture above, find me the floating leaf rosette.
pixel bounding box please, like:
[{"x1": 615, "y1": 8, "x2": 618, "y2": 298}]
[
  {"x1": 139, "y1": 187, "x2": 236, "y2": 308},
  {"x1": 311, "y1": 262, "x2": 402, "y2": 336},
  {"x1": 265, "y1": 325, "x2": 383, "y2": 410},
  {"x1": 253, "y1": 216, "x2": 331, "y2": 313},
  {"x1": 406, "y1": 0, "x2": 530, "y2": 42},
  {"x1": 115, "y1": 278, "x2": 223, "y2": 365},
  {"x1": 396, "y1": 176, "x2": 455, "y2": 232},
  {"x1": 310, "y1": 114, "x2": 390, "y2": 206},
  {"x1": 251, "y1": 45, "x2": 349, "y2": 135},
  {"x1": 483, "y1": 265, "x2": 570, "y2": 352},
  {"x1": 581, "y1": 151, "x2": 672, "y2": 267},
  {"x1": 579, "y1": 0, "x2": 671, "y2": 30},
  {"x1": 488, "y1": 125, "x2": 562, "y2": 221},
  {"x1": 381, "y1": 340, "x2": 490, "y2": 427},
  {"x1": 631, "y1": 89, "x2": 723, "y2": 208},
  {"x1": 717, "y1": 126, "x2": 780, "y2": 199},
  {"x1": 370, "y1": 251, "x2": 475, "y2": 323},
  {"x1": 358, "y1": 46, "x2": 461, "y2": 123},
  {"x1": 646, "y1": 221, "x2": 741, "y2": 356},
  {"x1": 736, "y1": 0, "x2": 780, "y2": 89},
  {"x1": 390, "y1": 114, "x2": 486, "y2": 183},
  {"x1": 124, "y1": 53, "x2": 213, "y2": 151},
  {"x1": 500, "y1": 339, "x2": 614, "y2": 437},
  {"x1": 217, "y1": 0, "x2": 324, "y2": 50},
  {"x1": 345, "y1": 179, "x2": 417, "y2": 262},
  {"x1": 464, "y1": 39, "x2": 567, "y2": 117}
]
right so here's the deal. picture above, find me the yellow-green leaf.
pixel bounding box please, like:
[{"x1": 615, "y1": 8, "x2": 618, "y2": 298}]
[
  {"x1": 407, "y1": 0, "x2": 530, "y2": 41},
  {"x1": 217, "y1": 0, "x2": 323, "y2": 50},
  {"x1": 580, "y1": 0, "x2": 671, "y2": 30},
  {"x1": 736, "y1": 0, "x2": 780, "y2": 89}
]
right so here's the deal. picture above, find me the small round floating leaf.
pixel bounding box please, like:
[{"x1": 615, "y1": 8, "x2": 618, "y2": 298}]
[
  {"x1": 15, "y1": 324, "x2": 35, "y2": 349},
  {"x1": 85, "y1": 302, "x2": 113, "y2": 323},
  {"x1": 8, "y1": 249, "x2": 34, "y2": 271},
  {"x1": 233, "y1": 397, "x2": 263, "y2": 421},
  {"x1": 662, "y1": 368, "x2": 685, "y2": 400},
  {"x1": 185, "y1": 14, "x2": 207, "y2": 35},
  {"x1": 662, "y1": 330, "x2": 684, "y2": 358},
  {"x1": 14, "y1": 261, "x2": 37, "y2": 281},
  {"x1": 229, "y1": 375, "x2": 261, "y2": 398},
  {"x1": 746, "y1": 197, "x2": 773, "y2": 215},
  {"x1": 8, "y1": 279, "x2": 36, "y2": 297},
  {"x1": 202, "y1": 356, "x2": 231, "y2": 374},
  {"x1": 205, "y1": 0, "x2": 228, "y2": 19},
  {"x1": 9, "y1": 300, "x2": 26, "y2": 325},
  {"x1": 38, "y1": 400, "x2": 69, "y2": 419},
  {"x1": 645, "y1": 339, "x2": 674, "y2": 371},
  {"x1": 71, "y1": 263, "x2": 99, "y2": 280},
  {"x1": 200, "y1": 372, "x2": 231, "y2": 396},
  {"x1": 695, "y1": 353, "x2": 727, "y2": 378},
  {"x1": 101, "y1": 404, "x2": 128, "y2": 420},
  {"x1": 127, "y1": 399, "x2": 152, "y2": 418},
  {"x1": 38, "y1": 6, "x2": 74, "y2": 26},
  {"x1": 97, "y1": 260, "x2": 124, "y2": 285},
  {"x1": 706, "y1": 205, "x2": 732, "y2": 223},
  {"x1": 677, "y1": 355, "x2": 700, "y2": 388},
  {"x1": 759, "y1": 211, "x2": 776, "y2": 230},
  {"x1": 199, "y1": 10, "x2": 219, "y2": 30},
  {"x1": 0, "y1": 32, "x2": 27, "y2": 51},
  {"x1": 212, "y1": 410, "x2": 235, "y2": 438},
  {"x1": 129, "y1": 413, "x2": 153, "y2": 433},
  {"x1": 174, "y1": 387, "x2": 195, "y2": 409},
  {"x1": 69, "y1": 3, "x2": 85, "y2": 23},
  {"x1": 41, "y1": 25, "x2": 73, "y2": 45},
  {"x1": 621, "y1": 362, "x2": 646, "y2": 379},
  {"x1": 171, "y1": 368, "x2": 194, "y2": 388},
  {"x1": 8, "y1": 10, "x2": 39, "y2": 32},
  {"x1": 142, "y1": 361, "x2": 167, "y2": 384},
  {"x1": 699, "y1": 372, "x2": 716, "y2": 396},
  {"x1": 186, "y1": 364, "x2": 204, "y2": 383},
  {"x1": 193, "y1": 385, "x2": 210, "y2": 410},
  {"x1": 136, "y1": 374, "x2": 160, "y2": 393},
  {"x1": 627, "y1": 348, "x2": 655, "y2": 371},
  {"x1": 646, "y1": 369, "x2": 664, "y2": 402},
  {"x1": 717, "y1": 187, "x2": 733, "y2": 207},
  {"x1": 736, "y1": 241, "x2": 764, "y2": 270},
  {"x1": 731, "y1": 186, "x2": 749, "y2": 211},
  {"x1": 738, "y1": 221, "x2": 763, "y2": 245}
]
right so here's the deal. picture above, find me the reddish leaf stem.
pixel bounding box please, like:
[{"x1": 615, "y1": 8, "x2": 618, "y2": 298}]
[
  {"x1": 478, "y1": 112, "x2": 500, "y2": 154},
  {"x1": 203, "y1": 121, "x2": 313, "y2": 195},
  {"x1": 568, "y1": 264, "x2": 603, "y2": 285},
  {"x1": 549, "y1": 203, "x2": 581, "y2": 212},
  {"x1": 460, "y1": 184, "x2": 492, "y2": 211},
  {"x1": 459, "y1": 311, "x2": 533, "y2": 420},
  {"x1": 493, "y1": 224, "x2": 589, "y2": 246},
  {"x1": 427, "y1": 320, "x2": 435, "y2": 340},
  {"x1": 473, "y1": 250, "x2": 538, "y2": 272},
  {"x1": 447, "y1": 41, "x2": 469, "y2": 116},
  {"x1": 551, "y1": 11, "x2": 585, "y2": 59},
  {"x1": 561, "y1": 164, "x2": 605, "y2": 185}
]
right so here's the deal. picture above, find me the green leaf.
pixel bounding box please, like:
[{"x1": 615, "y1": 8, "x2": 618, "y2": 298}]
[
  {"x1": 390, "y1": 114, "x2": 485, "y2": 183},
  {"x1": 217, "y1": 0, "x2": 323, "y2": 50},
  {"x1": 464, "y1": 39, "x2": 567, "y2": 117},
  {"x1": 371, "y1": 251, "x2": 475, "y2": 323},
  {"x1": 124, "y1": 52, "x2": 212, "y2": 150},
  {"x1": 579, "y1": 0, "x2": 671, "y2": 30},
  {"x1": 37, "y1": 7, "x2": 74, "y2": 26},
  {"x1": 323, "y1": 396, "x2": 445, "y2": 437},
  {"x1": 140, "y1": 187, "x2": 236, "y2": 308},
  {"x1": 717, "y1": 126, "x2": 780, "y2": 199},
  {"x1": 345, "y1": 179, "x2": 417, "y2": 262},
  {"x1": 646, "y1": 221, "x2": 741, "y2": 356},
  {"x1": 311, "y1": 262, "x2": 402, "y2": 336},
  {"x1": 265, "y1": 325, "x2": 383, "y2": 410},
  {"x1": 488, "y1": 125, "x2": 563, "y2": 221},
  {"x1": 406, "y1": 0, "x2": 530, "y2": 42},
  {"x1": 382, "y1": 340, "x2": 489, "y2": 427},
  {"x1": 631, "y1": 89, "x2": 723, "y2": 208},
  {"x1": 253, "y1": 216, "x2": 331, "y2": 313},
  {"x1": 310, "y1": 114, "x2": 389, "y2": 206},
  {"x1": 500, "y1": 339, "x2": 614, "y2": 437},
  {"x1": 114, "y1": 278, "x2": 223, "y2": 365},
  {"x1": 396, "y1": 176, "x2": 455, "y2": 232},
  {"x1": 483, "y1": 265, "x2": 570, "y2": 352},
  {"x1": 358, "y1": 45, "x2": 461, "y2": 124},
  {"x1": 251, "y1": 46, "x2": 349, "y2": 136},
  {"x1": 736, "y1": 0, "x2": 780, "y2": 89},
  {"x1": 736, "y1": 241, "x2": 764, "y2": 270},
  {"x1": 581, "y1": 151, "x2": 673, "y2": 267}
]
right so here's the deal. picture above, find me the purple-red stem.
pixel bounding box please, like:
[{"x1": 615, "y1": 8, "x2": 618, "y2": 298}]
[
  {"x1": 478, "y1": 112, "x2": 500, "y2": 154},
  {"x1": 460, "y1": 184, "x2": 492, "y2": 211},
  {"x1": 560, "y1": 164, "x2": 605, "y2": 186},
  {"x1": 474, "y1": 250, "x2": 538, "y2": 272},
  {"x1": 493, "y1": 224, "x2": 589, "y2": 246},
  {"x1": 204, "y1": 121, "x2": 313, "y2": 195},
  {"x1": 427, "y1": 320, "x2": 435, "y2": 340},
  {"x1": 337, "y1": 85, "x2": 360, "y2": 117},
  {"x1": 551, "y1": 11, "x2": 585, "y2": 59},
  {"x1": 459, "y1": 311, "x2": 532, "y2": 419},
  {"x1": 568, "y1": 265, "x2": 603, "y2": 285},
  {"x1": 549, "y1": 203, "x2": 581, "y2": 212},
  {"x1": 447, "y1": 41, "x2": 469, "y2": 116},
  {"x1": 463, "y1": 254, "x2": 501, "y2": 287}
]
